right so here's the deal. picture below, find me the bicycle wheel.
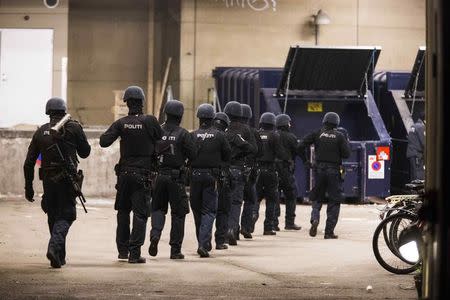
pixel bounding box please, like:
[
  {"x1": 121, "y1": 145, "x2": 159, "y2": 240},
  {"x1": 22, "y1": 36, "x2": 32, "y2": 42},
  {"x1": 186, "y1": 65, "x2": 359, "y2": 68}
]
[
  {"x1": 382, "y1": 203, "x2": 416, "y2": 255},
  {"x1": 388, "y1": 212, "x2": 419, "y2": 264},
  {"x1": 373, "y1": 213, "x2": 421, "y2": 274}
]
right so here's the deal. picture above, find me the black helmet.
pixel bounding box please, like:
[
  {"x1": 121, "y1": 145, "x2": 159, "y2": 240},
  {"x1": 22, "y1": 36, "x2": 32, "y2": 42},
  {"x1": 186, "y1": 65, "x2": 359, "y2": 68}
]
[
  {"x1": 196, "y1": 103, "x2": 215, "y2": 119},
  {"x1": 275, "y1": 114, "x2": 291, "y2": 127},
  {"x1": 259, "y1": 112, "x2": 276, "y2": 126},
  {"x1": 322, "y1": 112, "x2": 340, "y2": 126},
  {"x1": 123, "y1": 86, "x2": 145, "y2": 102},
  {"x1": 164, "y1": 100, "x2": 184, "y2": 117},
  {"x1": 241, "y1": 104, "x2": 252, "y2": 120},
  {"x1": 214, "y1": 112, "x2": 230, "y2": 126},
  {"x1": 224, "y1": 101, "x2": 242, "y2": 118},
  {"x1": 45, "y1": 97, "x2": 67, "y2": 115}
]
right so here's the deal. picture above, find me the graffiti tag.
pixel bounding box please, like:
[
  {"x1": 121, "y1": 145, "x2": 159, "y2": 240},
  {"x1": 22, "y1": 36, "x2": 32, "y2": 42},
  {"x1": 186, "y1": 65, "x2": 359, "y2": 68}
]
[{"x1": 216, "y1": 0, "x2": 277, "y2": 12}]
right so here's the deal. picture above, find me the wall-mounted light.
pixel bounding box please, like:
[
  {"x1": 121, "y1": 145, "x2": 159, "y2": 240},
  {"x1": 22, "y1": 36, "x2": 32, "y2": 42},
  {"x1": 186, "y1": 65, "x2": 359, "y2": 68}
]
[
  {"x1": 43, "y1": 0, "x2": 59, "y2": 9},
  {"x1": 313, "y1": 9, "x2": 331, "y2": 45}
]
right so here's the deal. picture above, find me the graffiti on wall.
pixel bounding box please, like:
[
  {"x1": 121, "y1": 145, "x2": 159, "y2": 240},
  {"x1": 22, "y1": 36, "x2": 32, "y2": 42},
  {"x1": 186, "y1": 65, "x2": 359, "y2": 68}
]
[{"x1": 216, "y1": 0, "x2": 277, "y2": 12}]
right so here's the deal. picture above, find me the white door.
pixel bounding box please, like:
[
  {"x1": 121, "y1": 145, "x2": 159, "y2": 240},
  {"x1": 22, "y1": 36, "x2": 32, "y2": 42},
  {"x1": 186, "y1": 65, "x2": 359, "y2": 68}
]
[{"x1": 0, "y1": 29, "x2": 53, "y2": 128}]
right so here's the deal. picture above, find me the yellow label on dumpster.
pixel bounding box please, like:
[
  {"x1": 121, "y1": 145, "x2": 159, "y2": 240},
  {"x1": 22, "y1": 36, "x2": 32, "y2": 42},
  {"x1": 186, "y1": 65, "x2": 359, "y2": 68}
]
[{"x1": 307, "y1": 102, "x2": 323, "y2": 112}]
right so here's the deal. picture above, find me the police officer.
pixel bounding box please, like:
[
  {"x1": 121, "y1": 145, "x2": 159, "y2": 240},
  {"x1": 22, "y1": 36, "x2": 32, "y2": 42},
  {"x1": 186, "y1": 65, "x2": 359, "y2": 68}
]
[
  {"x1": 149, "y1": 100, "x2": 196, "y2": 259},
  {"x1": 240, "y1": 104, "x2": 262, "y2": 238},
  {"x1": 254, "y1": 112, "x2": 284, "y2": 235},
  {"x1": 213, "y1": 112, "x2": 232, "y2": 250},
  {"x1": 274, "y1": 114, "x2": 301, "y2": 231},
  {"x1": 100, "y1": 86, "x2": 162, "y2": 263},
  {"x1": 406, "y1": 111, "x2": 425, "y2": 181},
  {"x1": 298, "y1": 112, "x2": 350, "y2": 239},
  {"x1": 223, "y1": 101, "x2": 257, "y2": 245},
  {"x1": 23, "y1": 97, "x2": 91, "y2": 268},
  {"x1": 190, "y1": 104, "x2": 231, "y2": 257}
]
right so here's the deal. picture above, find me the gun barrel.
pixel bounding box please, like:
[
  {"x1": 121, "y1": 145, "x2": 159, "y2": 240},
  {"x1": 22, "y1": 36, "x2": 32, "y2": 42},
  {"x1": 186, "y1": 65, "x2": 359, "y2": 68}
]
[{"x1": 51, "y1": 114, "x2": 71, "y2": 132}]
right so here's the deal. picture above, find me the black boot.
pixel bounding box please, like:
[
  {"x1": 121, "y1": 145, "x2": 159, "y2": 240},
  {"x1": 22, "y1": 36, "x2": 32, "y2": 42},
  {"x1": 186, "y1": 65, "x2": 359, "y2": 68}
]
[
  {"x1": 148, "y1": 237, "x2": 159, "y2": 257},
  {"x1": 128, "y1": 256, "x2": 146, "y2": 263},
  {"x1": 285, "y1": 224, "x2": 302, "y2": 230},
  {"x1": 240, "y1": 229, "x2": 253, "y2": 239},
  {"x1": 263, "y1": 230, "x2": 276, "y2": 236},
  {"x1": 170, "y1": 253, "x2": 185, "y2": 260},
  {"x1": 324, "y1": 233, "x2": 338, "y2": 239},
  {"x1": 197, "y1": 247, "x2": 210, "y2": 258},
  {"x1": 216, "y1": 244, "x2": 228, "y2": 250},
  {"x1": 227, "y1": 229, "x2": 237, "y2": 246},
  {"x1": 118, "y1": 252, "x2": 129, "y2": 260},
  {"x1": 46, "y1": 248, "x2": 61, "y2": 269},
  {"x1": 309, "y1": 220, "x2": 319, "y2": 237}
]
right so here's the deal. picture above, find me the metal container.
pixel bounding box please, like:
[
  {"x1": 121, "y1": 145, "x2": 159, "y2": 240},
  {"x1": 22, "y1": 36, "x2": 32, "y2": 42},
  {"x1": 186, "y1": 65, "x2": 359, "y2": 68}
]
[
  {"x1": 373, "y1": 47, "x2": 426, "y2": 193},
  {"x1": 213, "y1": 46, "x2": 391, "y2": 202}
]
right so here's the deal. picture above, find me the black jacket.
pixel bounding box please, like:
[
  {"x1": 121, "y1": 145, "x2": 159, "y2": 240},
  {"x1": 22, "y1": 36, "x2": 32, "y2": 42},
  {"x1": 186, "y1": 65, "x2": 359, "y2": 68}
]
[
  {"x1": 277, "y1": 127, "x2": 299, "y2": 162},
  {"x1": 23, "y1": 115, "x2": 91, "y2": 185},
  {"x1": 298, "y1": 126, "x2": 351, "y2": 165},
  {"x1": 406, "y1": 120, "x2": 425, "y2": 159},
  {"x1": 100, "y1": 113, "x2": 162, "y2": 170},
  {"x1": 225, "y1": 121, "x2": 257, "y2": 166},
  {"x1": 190, "y1": 123, "x2": 231, "y2": 168},
  {"x1": 257, "y1": 128, "x2": 284, "y2": 163},
  {"x1": 157, "y1": 121, "x2": 196, "y2": 169}
]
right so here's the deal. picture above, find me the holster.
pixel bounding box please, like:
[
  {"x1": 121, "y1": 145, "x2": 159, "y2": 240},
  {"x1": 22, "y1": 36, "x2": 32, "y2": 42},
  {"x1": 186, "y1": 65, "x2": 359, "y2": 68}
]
[
  {"x1": 219, "y1": 168, "x2": 232, "y2": 188},
  {"x1": 243, "y1": 164, "x2": 253, "y2": 182},
  {"x1": 339, "y1": 165, "x2": 346, "y2": 181}
]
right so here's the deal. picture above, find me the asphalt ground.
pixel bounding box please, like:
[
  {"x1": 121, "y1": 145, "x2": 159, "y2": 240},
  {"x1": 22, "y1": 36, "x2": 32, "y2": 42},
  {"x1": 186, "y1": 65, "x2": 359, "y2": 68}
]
[{"x1": 0, "y1": 196, "x2": 417, "y2": 299}]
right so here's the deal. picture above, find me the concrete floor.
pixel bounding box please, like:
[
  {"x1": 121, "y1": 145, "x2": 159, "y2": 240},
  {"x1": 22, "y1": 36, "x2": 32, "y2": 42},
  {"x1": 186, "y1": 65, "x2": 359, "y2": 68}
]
[{"x1": 0, "y1": 196, "x2": 417, "y2": 299}]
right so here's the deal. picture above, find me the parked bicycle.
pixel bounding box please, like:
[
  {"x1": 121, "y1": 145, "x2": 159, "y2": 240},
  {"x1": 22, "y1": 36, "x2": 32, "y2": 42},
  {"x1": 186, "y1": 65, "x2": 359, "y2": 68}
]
[{"x1": 372, "y1": 180, "x2": 424, "y2": 274}]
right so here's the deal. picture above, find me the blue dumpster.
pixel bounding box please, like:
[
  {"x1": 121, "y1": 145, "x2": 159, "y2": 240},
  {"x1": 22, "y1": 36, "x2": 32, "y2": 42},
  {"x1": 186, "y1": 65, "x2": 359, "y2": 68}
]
[
  {"x1": 212, "y1": 46, "x2": 392, "y2": 202},
  {"x1": 374, "y1": 47, "x2": 426, "y2": 193}
]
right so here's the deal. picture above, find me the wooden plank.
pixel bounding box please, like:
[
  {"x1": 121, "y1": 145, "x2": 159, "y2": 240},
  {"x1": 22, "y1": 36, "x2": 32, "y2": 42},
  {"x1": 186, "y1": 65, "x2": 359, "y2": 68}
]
[{"x1": 155, "y1": 57, "x2": 172, "y2": 122}]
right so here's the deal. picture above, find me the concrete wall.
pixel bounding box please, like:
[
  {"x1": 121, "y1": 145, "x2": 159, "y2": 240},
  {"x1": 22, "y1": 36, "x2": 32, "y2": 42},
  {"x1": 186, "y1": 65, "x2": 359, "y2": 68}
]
[
  {"x1": 0, "y1": 129, "x2": 119, "y2": 198},
  {"x1": 67, "y1": 0, "x2": 149, "y2": 125},
  {"x1": 178, "y1": 0, "x2": 426, "y2": 128},
  {"x1": 152, "y1": 0, "x2": 181, "y2": 117},
  {"x1": 0, "y1": 0, "x2": 68, "y2": 98}
]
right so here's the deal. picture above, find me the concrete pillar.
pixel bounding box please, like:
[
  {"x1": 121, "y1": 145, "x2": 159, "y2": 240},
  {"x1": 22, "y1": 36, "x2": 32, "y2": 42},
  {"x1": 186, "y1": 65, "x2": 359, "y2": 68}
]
[
  {"x1": 147, "y1": 0, "x2": 155, "y2": 115},
  {"x1": 179, "y1": 0, "x2": 196, "y2": 129}
]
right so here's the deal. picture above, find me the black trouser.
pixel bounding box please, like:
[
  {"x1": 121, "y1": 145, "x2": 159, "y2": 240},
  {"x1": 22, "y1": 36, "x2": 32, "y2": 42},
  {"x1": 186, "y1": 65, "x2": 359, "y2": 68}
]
[
  {"x1": 150, "y1": 173, "x2": 189, "y2": 255},
  {"x1": 227, "y1": 167, "x2": 245, "y2": 236},
  {"x1": 115, "y1": 172, "x2": 151, "y2": 259},
  {"x1": 255, "y1": 166, "x2": 279, "y2": 232},
  {"x1": 275, "y1": 163, "x2": 297, "y2": 226},
  {"x1": 190, "y1": 169, "x2": 218, "y2": 250},
  {"x1": 241, "y1": 178, "x2": 257, "y2": 232},
  {"x1": 47, "y1": 216, "x2": 72, "y2": 262},
  {"x1": 215, "y1": 179, "x2": 231, "y2": 245},
  {"x1": 309, "y1": 163, "x2": 343, "y2": 235},
  {"x1": 41, "y1": 178, "x2": 76, "y2": 263},
  {"x1": 409, "y1": 157, "x2": 425, "y2": 181}
]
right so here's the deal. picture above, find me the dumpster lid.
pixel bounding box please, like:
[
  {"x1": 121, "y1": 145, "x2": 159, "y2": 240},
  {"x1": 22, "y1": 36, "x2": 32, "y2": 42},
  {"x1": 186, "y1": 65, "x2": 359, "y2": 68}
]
[
  {"x1": 276, "y1": 46, "x2": 381, "y2": 98},
  {"x1": 404, "y1": 47, "x2": 426, "y2": 99}
]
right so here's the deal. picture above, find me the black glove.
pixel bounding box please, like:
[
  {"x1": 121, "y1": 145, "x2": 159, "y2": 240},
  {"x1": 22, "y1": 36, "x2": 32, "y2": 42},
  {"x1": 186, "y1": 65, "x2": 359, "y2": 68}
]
[{"x1": 25, "y1": 184, "x2": 34, "y2": 202}]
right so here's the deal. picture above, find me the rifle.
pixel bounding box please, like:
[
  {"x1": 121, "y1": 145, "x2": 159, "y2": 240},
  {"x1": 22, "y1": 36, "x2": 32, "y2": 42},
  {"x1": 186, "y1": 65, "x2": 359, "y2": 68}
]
[{"x1": 50, "y1": 114, "x2": 88, "y2": 213}]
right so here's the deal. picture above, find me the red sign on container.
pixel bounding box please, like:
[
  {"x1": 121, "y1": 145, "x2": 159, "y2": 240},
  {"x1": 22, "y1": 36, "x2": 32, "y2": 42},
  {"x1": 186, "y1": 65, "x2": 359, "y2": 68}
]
[{"x1": 376, "y1": 146, "x2": 390, "y2": 161}]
